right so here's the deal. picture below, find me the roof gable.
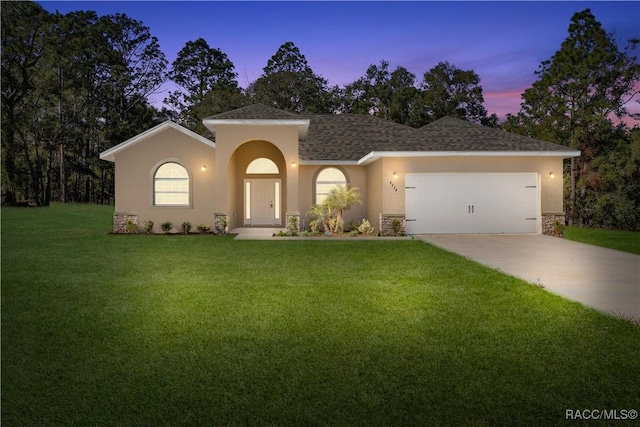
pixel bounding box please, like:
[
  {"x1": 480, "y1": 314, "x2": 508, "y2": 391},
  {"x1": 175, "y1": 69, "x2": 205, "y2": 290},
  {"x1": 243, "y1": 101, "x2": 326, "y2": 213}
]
[
  {"x1": 300, "y1": 113, "x2": 417, "y2": 161},
  {"x1": 99, "y1": 121, "x2": 214, "y2": 162},
  {"x1": 203, "y1": 103, "x2": 310, "y2": 139},
  {"x1": 205, "y1": 103, "x2": 302, "y2": 120}
]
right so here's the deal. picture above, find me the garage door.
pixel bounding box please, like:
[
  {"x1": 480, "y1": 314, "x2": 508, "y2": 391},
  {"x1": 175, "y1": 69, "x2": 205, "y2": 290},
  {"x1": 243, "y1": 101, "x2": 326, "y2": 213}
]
[{"x1": 405, "y1": 173, "x2": 539, "y2": 234}]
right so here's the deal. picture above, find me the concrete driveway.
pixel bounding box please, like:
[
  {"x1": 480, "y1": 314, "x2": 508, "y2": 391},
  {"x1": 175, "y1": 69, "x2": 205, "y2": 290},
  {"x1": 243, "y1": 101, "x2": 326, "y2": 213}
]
[{"x1": 418, "y1": 234, "x2": 640, "y2": 320}]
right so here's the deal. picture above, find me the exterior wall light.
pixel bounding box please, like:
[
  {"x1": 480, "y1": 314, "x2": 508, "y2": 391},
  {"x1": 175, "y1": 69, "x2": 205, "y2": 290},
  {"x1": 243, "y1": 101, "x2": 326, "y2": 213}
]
[
  {"x1": 393, "y1": 172, "x2": 398, "y2": 179},
  {"x1": 291, "y1": 161, "x2": 297, "y2": 168},
  {"x1": 549, "y1": 172, "x2": 555, "y2": 179},
  {"x1": 201, "y1": 165, "x2": 207, "y2": 172}
]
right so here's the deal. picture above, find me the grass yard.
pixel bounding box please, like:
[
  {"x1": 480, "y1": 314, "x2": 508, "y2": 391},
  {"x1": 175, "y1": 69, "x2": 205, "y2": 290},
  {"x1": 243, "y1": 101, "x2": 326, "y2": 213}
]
[
  {"x1": 564, "y1": 226, "x2": 640, "y2": 255},
  {"x1": 2, "y1": 204, "x2": 639, "y2": 426}
]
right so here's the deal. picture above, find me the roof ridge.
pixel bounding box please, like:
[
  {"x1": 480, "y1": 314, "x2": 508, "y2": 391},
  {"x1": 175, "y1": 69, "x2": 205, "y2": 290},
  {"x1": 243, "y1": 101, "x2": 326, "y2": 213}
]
[
  {"x1": 409, "y1": 115, "x2": 573, "y2": 152},
  {"x1": 205, "y1": 103, "x2": 302, "y2": 120}
]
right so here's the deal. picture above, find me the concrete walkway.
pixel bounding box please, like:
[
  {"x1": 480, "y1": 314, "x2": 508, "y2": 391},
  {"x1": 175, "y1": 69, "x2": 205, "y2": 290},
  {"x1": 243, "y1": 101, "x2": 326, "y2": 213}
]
[
  {"x1": 230, "y1": 228, "x2": 412, "y2": 241},
  {"x1": 418, "y1": 234, "x2": 640, "y2": 319},
  {"x1": 230, "y1": 228, "x2": 282, "y2": 240}
]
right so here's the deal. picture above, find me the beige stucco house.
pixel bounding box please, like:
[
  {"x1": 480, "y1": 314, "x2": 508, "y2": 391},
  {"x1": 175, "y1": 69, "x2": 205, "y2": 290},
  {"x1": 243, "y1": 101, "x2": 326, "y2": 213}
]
[{"x1": 100, "y1": 104, "x2": 580, "y2": 235}]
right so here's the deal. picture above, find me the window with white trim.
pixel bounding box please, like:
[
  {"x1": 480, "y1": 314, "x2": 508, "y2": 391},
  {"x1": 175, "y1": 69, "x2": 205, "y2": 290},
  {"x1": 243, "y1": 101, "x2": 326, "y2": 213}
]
[
  {"x1": 154, "y1": 162, "x2": 189, "y2": 206},
  {"x1": 315, "y1": 167, "x2": 347, "y2": 205}
]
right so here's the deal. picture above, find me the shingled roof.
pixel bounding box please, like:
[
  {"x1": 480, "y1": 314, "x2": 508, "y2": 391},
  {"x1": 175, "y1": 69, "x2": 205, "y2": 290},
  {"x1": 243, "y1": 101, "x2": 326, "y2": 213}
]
[
  {"x1": 203, "y1": 104, "x2": 577, "y2": 161},
  {"x1": 409, "y1": 117, "x2": 572, "y2": 152},
  {"x1": 300, "y1": 113, "x2": 418, "y2": 161},
  {"x1": 205, "y1": 103, "x2": 302, "y2": 120}
]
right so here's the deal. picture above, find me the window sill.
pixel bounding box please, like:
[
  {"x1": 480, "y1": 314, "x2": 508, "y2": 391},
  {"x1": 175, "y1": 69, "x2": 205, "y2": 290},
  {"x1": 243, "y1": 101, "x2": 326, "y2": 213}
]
[{"x1": 152, "y1": 205, "x2": 192, "y2": 209}]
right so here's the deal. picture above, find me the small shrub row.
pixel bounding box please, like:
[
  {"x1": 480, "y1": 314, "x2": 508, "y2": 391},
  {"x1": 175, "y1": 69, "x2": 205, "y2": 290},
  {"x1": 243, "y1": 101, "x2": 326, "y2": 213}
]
[
  {"x1": 277, "y1": 218, "x2": 378, "y2": 238},
  {"x1": 126, "y1": 220, "x2": 213, "y2": 235}
]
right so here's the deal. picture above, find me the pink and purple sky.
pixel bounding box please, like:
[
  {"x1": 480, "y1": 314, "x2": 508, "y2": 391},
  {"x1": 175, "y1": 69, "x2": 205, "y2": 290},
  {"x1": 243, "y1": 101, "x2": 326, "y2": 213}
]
[{"x1": 39, "y1": 1, "x2": 640, "y2": 122}]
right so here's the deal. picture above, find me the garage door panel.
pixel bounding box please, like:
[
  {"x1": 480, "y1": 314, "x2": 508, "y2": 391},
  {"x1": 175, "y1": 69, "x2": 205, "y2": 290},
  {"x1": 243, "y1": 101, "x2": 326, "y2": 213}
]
[{"x1": 405, "y1": 173, "x2": 539, "y2": 234}]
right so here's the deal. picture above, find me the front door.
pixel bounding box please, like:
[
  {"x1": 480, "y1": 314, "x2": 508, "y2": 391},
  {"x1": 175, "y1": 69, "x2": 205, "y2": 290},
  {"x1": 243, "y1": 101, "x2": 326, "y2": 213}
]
[{"x1": 245, "y1": 179, "x2": 281, "y2": 226}]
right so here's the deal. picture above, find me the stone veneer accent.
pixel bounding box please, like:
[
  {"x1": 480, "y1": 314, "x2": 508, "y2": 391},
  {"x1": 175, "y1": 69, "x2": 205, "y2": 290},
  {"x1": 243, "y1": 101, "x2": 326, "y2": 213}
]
[
  {"x1": 113, "y1": 212, "x2": 138, "y2": 233},
  {"x1": 379, "y1": 214, "x2": 406, "y2": 236},
  {"x1": 285, "y1": 212, "x2": 301, "y2": 233},
  {"x1": 542, "y1": 213, "x2": 566, "y2": 237},
  {"x1": 214, "y1": 212, "x2": 229, "y2": 234}
]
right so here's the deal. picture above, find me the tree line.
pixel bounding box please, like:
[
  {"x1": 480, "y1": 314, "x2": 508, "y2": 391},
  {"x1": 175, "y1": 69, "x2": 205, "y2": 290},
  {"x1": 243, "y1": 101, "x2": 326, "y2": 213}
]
[{"x1": 2, "y1": 2, "x2": 639, "y2": 229}]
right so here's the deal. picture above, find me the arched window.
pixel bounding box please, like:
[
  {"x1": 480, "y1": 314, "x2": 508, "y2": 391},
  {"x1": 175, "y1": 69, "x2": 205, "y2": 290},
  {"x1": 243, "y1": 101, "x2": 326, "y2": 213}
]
[
  {"x1": 315, "y1": 167, "x2": 347, "y2": 204},
  {"x1": 246, "y1": 158, "x2": 279, "y2": 174},
  {"x1": 154, "y1": 162, "x2": 189, "y2": 206}
]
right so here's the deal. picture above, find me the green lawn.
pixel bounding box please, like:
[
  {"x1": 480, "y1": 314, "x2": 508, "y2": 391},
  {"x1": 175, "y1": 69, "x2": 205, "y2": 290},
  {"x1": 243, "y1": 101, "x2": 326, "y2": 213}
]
[
  {"x1": 564, "y1": 226, "x2": 640, "y2": 255},
  {"x1": 2, "y1": 204, "x2": 639, "y2": 426}
]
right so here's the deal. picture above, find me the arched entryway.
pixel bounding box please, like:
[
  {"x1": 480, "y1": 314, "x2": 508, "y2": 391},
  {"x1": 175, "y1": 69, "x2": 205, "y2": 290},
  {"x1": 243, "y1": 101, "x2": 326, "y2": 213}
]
[{"x1": 230, "y1": 140, "x2": 286, "y2": 226}]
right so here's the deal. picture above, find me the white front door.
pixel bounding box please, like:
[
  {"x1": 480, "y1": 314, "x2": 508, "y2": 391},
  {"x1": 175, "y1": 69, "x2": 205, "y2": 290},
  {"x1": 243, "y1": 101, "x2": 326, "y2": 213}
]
[{"x1": 245, "y1": 179, "x2": 281, "y2": 226}]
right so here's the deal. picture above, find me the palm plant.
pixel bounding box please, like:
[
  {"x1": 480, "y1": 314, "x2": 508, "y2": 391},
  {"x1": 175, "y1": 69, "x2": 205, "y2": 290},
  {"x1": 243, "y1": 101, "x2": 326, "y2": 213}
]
[
  {"x1": 325, "y1": 185, "x2": 361, "y2": 234},
  {"x1": 306, "y1": 204, "x2": 327, "y2": 234}
]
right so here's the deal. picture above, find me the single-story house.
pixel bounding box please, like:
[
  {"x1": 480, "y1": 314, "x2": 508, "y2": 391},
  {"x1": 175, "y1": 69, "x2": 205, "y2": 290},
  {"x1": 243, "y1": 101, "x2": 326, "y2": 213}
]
[{"x1": 100, "y1": 103, "x2": 580, "y2": 235}]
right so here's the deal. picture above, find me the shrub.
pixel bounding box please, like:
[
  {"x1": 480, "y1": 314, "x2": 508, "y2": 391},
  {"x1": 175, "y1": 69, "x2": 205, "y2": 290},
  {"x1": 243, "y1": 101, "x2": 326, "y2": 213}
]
[
  {"x1": 182, "y1": 221, "x2": 192, "y2": 234},
  {"x1": 350, "y1": 229, "x2": 359, "y2": 237},
  {"x1": 197, "y1": 224, "x2": 210, "y2": 234},
  {"x1": 308, "y1": 219, "x2": 320, "y2": 234},
  {"x1": 553, "y1": 219, "x2": 565, "y2": 237},
  {"x1": 391, "y1": 218, "x2": 402, "y2": 236},
  {"x1": 124, "y1": 219, "x2": 137, "y2": 234},
  {"x1": 305, "y1": 205, "x2": 326, "y2": 233},
  {"x1": 287, "y1": 216, "x2": 299, "y2": 236},
  {"x1": 143, "y1": 220, "x2": 154, "y2": 234},
  {"x1": 357, "y1": 219, "x2": 375, "y2": 236},
  {"x1": 218, "y1": 216, "x2": 229, "y2": 234},
  {"x1": 160, "y1": 222, "x2": 173, "y2": 234}
]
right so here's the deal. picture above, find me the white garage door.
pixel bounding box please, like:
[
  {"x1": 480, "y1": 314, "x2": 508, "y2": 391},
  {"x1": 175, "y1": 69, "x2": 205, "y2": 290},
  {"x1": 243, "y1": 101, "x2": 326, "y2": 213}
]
[{"x1": 405, "y1": 173, "x2": 539, "y2": 234}]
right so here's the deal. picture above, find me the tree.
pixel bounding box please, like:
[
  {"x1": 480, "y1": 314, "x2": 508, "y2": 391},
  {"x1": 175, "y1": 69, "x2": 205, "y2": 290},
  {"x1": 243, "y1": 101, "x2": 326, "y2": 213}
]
[
  {"x1": 99, "y1": 13, "x2": 166, "y2": 137},
  {"x1": 343, "y1": 60, "x2": 422, "y2": 126},
  {"x1": 504, "y1": 9, "x2": 640, "y2": 228},
  {"x1": 324, "y1": 185, "x2": 362, "y2": 234},
  {"x1": 584, "y1": 126, "x2": 640, "y2": 230},
  {"x1": 1, "y1": 4, "x2": 164, "y2": 205},
  {"x1": 420, "y1": 61, "x2": 492, "y2": 125},
  {"x1": 190, "y1": 86, "x2": 249, "y2": 136},
  {"x1": 247, "y1": 41, "x2": 335, "y2": 113},
  {"x1": 165, "y1": 38, "x2": 238, "y2": 129},
  {"x1": 1, "y1": 1, "x2": 52, "y2": 204},
  {"x1": 304, "y1": 184, "x2": 362, "y2": 234},
  {"x1": 388, "y1": 66, "x2": 423, "y2": 127}
]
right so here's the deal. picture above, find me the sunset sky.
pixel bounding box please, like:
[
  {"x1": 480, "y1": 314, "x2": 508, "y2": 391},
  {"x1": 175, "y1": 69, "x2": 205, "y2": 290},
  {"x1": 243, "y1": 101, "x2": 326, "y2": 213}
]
[{"x1": 39, "y1": 1, "x2": 640, "y2": 121}]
